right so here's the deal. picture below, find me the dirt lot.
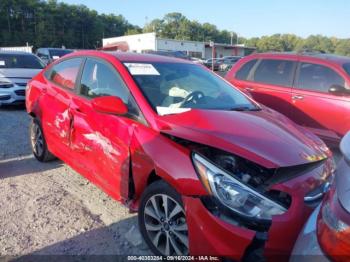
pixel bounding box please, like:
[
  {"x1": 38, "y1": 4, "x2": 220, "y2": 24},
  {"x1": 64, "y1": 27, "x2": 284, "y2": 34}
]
[{"x1": 0, "y1": 106, "x2": 150, "y2": 259}]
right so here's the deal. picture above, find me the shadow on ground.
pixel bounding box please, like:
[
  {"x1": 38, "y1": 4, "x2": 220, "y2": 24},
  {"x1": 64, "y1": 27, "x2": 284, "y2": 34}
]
[
  {"x1": 13, "y1": 216, "x2": 151, "y2": 262},
  {"x1": 0, "y1": 157, "x2": 63, "y2": 179}
]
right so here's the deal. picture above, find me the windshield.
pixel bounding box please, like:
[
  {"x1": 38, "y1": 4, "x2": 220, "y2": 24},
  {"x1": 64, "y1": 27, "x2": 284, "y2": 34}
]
[
  {"x1": 343, "y1": 63, "x2": 350, "y2": 76},
  {"x1": 0, "y1": 54, "x2": 44, "y2": 69},
  {"x1": 49, "y1": 49, "x2": 73, "y2": 58},
  {"x1": 124, "y1": 62, "x2": 257, "y2": 115}
]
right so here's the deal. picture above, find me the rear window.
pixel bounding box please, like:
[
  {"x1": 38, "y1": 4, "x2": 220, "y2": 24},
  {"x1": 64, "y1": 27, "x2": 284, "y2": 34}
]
[
  {"x1": 343, "y1": 63, "x2": 350, "y2": 76},
  {"x1": 253, "y1": 59, "x2": 295, "y2": 87},
  {"x1": 49, "y1": 58, "x2": 82, "y2": 89},
  {"x1": 235, "y1": 59, "x2": 257, "y2": 80},
  {"x1": 0, "y1": 54, "x2": 44, "y2": 69}
]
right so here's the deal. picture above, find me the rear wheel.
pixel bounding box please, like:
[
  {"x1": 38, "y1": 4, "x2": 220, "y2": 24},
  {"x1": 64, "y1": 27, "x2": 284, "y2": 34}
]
[
  {"x1": 30, "y1": 118, "x2": 55, "y2": 162},
  {"x1": 139, "y1": 180, "x2": 189, "y2": 256}
]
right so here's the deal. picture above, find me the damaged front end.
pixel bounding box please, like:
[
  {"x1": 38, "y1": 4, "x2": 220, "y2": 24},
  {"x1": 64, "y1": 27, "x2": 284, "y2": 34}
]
[{"x1": 167, "y1": 135, "x2": 334, "y2": 260}]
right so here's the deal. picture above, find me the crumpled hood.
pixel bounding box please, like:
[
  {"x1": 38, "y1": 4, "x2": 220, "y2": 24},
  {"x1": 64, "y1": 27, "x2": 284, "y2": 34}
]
[{"x1": 156, "y1": 108, "x2": 327, "y2": 168}]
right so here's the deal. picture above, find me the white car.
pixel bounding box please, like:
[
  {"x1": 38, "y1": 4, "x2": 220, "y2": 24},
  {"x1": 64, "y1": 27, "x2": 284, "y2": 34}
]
[
  {"x1": 291, "y1": 132, "x2": 350, "y2": 261},
  {"x1": 0, "y1": 51, "x2": 44, "y2": 106}
]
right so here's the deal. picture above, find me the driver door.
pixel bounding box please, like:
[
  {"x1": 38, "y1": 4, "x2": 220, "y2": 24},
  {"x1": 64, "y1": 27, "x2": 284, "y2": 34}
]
[{"x1": 70, "y1": 57, "x2": 140, "y2": 201}]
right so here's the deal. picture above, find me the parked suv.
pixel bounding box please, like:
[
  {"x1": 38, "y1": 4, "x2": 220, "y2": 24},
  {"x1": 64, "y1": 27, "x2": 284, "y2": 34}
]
[
  {"x1": 26, "y1": 51, "x2": 334, "y2": 259},
  {"x1": 36, "y1": 48, "x2": 73, "y2": 65},
  {"x1": 226, "y1": 52, "x2": 350, "y2": 146}
]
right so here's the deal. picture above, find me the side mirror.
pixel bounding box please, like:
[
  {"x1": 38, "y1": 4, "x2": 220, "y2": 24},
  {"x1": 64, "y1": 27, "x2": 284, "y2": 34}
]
[
  {"x1": 91, "y1": 96, "x2": 128, "y2": 115},
  {"x1": 329, "y1": 84, "x2": 350, "y2": 96}
]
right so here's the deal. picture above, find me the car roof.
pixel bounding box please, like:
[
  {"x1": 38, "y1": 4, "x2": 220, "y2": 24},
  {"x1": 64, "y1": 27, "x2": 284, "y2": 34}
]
[
  {"x1": 109, "y1": 51, "x2": 193, "y2": 64},
  {"x1": 251, "y1": 52, "x2": 350, "y2": 65},
  {"x1": 68, "y1": 50, "x2": 193, "y2": 64}
]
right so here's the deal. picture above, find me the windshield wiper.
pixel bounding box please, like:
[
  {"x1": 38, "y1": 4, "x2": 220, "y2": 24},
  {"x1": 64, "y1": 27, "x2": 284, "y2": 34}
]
[{"x1": 229, "y1": 106, "x2": 261, "y2": 111}]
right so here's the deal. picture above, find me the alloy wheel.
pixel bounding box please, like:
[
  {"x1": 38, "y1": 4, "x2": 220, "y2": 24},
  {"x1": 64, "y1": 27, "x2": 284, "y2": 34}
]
[{"x1": 144, "y1": 194, "x2": 189, "y2": 255}]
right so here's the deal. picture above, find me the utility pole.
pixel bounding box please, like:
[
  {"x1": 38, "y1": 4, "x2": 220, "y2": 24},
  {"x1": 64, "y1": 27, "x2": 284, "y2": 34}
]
[{"x1": 210, "y1": 41, "x2": 215, "y2": 71}]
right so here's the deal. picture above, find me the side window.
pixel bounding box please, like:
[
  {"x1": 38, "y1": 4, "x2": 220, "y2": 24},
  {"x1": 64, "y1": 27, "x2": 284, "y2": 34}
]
[
  {"x1": 253, "y1": 59, "x2": 296, "y2": 87},
  {"x1": 235, "y1": 59, "x2": 257, "y2": 80},
  {"x1": 49, "y1": 58, "x2": 82, "y2": 89},
  {"x1": 79, "y1": 58, "x2": 142, "y2": 120},
  {"x1": 79, "y1": 58, "x2": 129, "y2": 103},
  {"x1": 296, "y1": 63, "x2": 345, "y2": 93}
]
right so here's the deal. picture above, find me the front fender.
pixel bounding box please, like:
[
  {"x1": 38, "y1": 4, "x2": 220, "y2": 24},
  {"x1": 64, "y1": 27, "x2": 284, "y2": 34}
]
[{"x1": 129, "y1": 125, "x2": 207, "y2": 209}]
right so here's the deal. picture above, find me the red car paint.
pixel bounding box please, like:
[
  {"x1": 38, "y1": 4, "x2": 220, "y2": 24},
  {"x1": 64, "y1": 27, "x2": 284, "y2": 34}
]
[
  {"x1": 26, "y1": 51, "x2": 333, "y2": 259},
  {"x1": 225, "y1": 53, "x2": 350, "y2": 146}
]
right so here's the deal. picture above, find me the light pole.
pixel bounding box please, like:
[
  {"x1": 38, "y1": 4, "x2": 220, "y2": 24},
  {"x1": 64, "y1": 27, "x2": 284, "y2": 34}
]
[{"x1": 209, "y1": 40, "x2": 215, "y2": 71}]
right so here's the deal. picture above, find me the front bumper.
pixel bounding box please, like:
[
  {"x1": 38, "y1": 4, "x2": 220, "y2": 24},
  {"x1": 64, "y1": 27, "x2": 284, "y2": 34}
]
[
  {"x1": 290, "y1": 205, "x2": 328, "y2": 262},
  {"x1": 0, "y1": 86, "x2": 25, "y2": 105},
  {"x1": 183, "y1": 196, "x2": 255, "y2": 261},
  {"x1": 183, "y1": 157, "x2": 334, "y2": 260}
]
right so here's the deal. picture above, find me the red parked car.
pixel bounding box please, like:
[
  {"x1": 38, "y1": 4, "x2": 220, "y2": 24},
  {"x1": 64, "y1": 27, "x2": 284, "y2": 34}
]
[
  {"x1": 26, "y1": 51, "x2": 334, "y2": 260},
  {"x1": 225, "y1": 52, "x2": 350, "y2": 146}
]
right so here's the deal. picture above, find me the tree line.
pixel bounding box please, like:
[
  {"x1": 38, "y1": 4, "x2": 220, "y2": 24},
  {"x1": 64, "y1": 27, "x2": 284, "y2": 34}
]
[{"x1": 1, "y1": 0, "x2": 350, "y2": 56}]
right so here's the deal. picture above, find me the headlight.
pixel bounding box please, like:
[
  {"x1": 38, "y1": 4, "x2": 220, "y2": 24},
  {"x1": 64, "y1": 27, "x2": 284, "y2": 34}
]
[{"x1": 193, "y1": 153, "x2": 286, "y2": 220}]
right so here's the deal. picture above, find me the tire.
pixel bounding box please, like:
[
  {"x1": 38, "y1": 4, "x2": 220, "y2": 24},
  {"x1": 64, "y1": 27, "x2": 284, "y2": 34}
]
[
  {"x1": 139, "y1": 180, "x2": 189, "y2": 256},
  {"x1": 29, "y1": 118, "x2": 56, "y2": 162}
]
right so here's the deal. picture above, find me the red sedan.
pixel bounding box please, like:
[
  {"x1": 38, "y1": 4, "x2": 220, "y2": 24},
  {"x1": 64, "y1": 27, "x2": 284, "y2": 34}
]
[{"x1": 26, "y1": 51, "x2": 334, "y2": 260}]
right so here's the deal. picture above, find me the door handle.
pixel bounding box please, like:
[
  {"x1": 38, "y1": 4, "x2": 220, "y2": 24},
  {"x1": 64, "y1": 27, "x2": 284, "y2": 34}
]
[
  {"x1": 292, "y1": 95, "x2": 304, "y2": 100},
  {"x1": 244, "y1": 87, "x2": 254, "y2": 92}
]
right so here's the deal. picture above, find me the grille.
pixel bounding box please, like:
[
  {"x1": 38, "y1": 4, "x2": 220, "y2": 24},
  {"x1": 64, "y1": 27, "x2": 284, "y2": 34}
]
[
  {"x1": 15, "y1": 90, "x2": 25, "y2": 96},
  {"x1": 15, "y1": 82, "x2": 27, "y2": 87},
  {"x1": 0, "y1": 95, "x2": 11, "y2": 101},
  {"x1": 0, "y1": 83, "x2": 14, "y2": 88}
]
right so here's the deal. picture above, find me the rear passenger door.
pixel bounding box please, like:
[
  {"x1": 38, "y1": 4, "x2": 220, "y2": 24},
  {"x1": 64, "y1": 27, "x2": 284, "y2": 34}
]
[
  {"x1": 42, "y1": 57, "x2": 83, "y2": 159},
  {"x1": 292, "y1": 61, "x2": 349, "y2": 143},
  {"x1": 243, "y1": 58, "x2": 297, "y2": 120}
]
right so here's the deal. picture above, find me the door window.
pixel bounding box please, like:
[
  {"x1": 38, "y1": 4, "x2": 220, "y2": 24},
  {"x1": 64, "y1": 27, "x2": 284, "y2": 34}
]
[
  {"x1": 49, "y1": 58, "x2": 82, "y2": 89},
  {"x1": 79, "y1": 58, "x2": 142, "y2": 120},
  {"x1": 253, "y1": 59, "x2": 295, "y2": 87},
  {"x1": 235, "y1": 59, "x2": 257, "y2": 80},
  {"x1": 296, "y1": 63, "x2": 345, "y2": 93},
  {"x1": 79, "y1": 58, "x2": 130, "y2": 103}
]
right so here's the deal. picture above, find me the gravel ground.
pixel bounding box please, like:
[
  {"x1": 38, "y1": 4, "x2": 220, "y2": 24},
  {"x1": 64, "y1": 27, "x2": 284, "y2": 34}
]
[{"x1": 0, "y1": 106, "x2": 150, "y2": 259}]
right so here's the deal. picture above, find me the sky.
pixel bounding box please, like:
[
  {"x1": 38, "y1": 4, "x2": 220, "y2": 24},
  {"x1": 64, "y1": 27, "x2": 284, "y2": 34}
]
[{"x1": 60, "y1": 0, "x2": 350, "y2": 39}]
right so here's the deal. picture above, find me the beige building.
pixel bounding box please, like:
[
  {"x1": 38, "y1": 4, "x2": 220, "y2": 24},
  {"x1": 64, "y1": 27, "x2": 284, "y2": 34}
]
[{"x1": 102, "y1": 32, "x2": 255, "y2": 59}]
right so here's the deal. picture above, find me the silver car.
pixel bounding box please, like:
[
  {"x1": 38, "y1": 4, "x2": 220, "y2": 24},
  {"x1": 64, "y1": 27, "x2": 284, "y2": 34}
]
[
  {"x1": 291, "y1": 132, "x2": 350, "y2": 261},
  {"x1": 0, "y1": 51, "x2": 44, "y2": 106}
]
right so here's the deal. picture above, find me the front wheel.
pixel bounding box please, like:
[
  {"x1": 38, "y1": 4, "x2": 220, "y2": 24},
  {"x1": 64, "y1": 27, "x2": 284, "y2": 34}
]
[
  {"x1": 30, "y1": 118, "x2": 56, "y2": 162},
  {"x1": 139, "y1": 180, "x2": 189, "y2": 256}
]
